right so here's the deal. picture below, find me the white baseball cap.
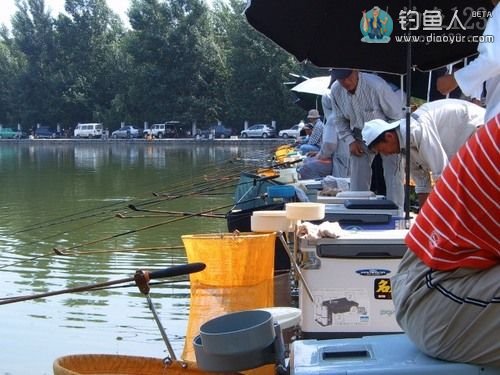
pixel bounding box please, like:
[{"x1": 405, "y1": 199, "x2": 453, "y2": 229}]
[{"x1": 362, "y1": 119, "x2": 401, "y2": 147}]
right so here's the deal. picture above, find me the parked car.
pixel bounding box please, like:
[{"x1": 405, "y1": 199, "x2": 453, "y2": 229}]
[
  {"x1": 143, "y1": 121, "x2": 181, "y2": 138},
  {"x1": 74, "y1": 123, "x2": 103, "y2": 138},
  {"x1": 0, "y1": 127, "x2": 22, "y2": 139},
  {"x1": 240, "y1": 124, "x2": 276, "y2": 138},
  {"x1": 194, "y1": 128, "x2": 211, "y2": 138},
  {"x1": 278, "y1": 123, "x2": 304, "y2": 139},
  {"x1": 213, "y1": 124, "x2": 233, "y2": 138},
  {"x1": 35, "y1": 126, "x2": 59, "y2": 139},
  {"x1": 195, "y1": 124, "x2": 233, "y2": 139},
  {"x1": 111, "y1": 125, "x2": 140, "y2": 139}
]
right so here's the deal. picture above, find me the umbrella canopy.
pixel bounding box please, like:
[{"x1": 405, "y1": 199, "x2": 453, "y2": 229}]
[
  {"x1": 245, "y1": 0, "x2": 493, "y2": 74},
  {"x1": 291, "y1": 76, "x2": 331, "y2": 96},
  {"x1": 245, "y1": 0, "x2": 493, "y2": 220},
  {"x1": 290, "y1": 76, "x2": 331, "y2": 112}
]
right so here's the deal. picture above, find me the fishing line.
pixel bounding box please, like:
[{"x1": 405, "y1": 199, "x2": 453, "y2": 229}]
[
  {"x1": 54, "y1": 196, "x2": 265, "y2": 253},
  {"x1": 8, "y1": 199, "x2": 129, "y2": 235},
  {"x1": 17, "y1": 215, "x2": 115, "y2": 249},
  {"x1": 0, "y1": 216, "x2": 116, "y2": 270}
]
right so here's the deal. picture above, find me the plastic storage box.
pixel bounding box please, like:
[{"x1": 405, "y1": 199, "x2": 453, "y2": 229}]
[
  {"x1": 299, "y1": 230, "x2": 407, "y2": 338},
  {"x1": 290, "y1": 334, "x2": 500, "y2": 375}
]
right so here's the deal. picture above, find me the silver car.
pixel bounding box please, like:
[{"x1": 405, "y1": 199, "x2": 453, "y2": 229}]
[
  {"x1": 111, "y1": 125, "x2": 140, "y2": 138},
  {"x1": 240, "y1": 124, "x2": 276, "y2": 138},
  {"x1": 278, "y1": 124, "x2": 304, "y2": 138}
]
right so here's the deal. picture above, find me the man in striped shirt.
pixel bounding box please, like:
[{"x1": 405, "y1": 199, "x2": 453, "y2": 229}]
[
  {"x1": 392, "y1": 114, "x2": 499, "y2": 366},
  {"x1": 299, "y1": 109, "x2": 324, "y2": 155},
  {"x1": 330, "y1": 69, "x2": 404, "y2": 209}
]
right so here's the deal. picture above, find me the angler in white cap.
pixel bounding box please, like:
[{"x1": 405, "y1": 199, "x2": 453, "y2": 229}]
[{"x1": 362, "y1": 99, "x2": 485, "y2": 206}]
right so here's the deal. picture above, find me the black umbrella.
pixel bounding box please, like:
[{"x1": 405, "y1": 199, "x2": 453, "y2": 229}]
[
  {"x1": 245, "y1": 0, "x2": 493, "y2": 221},
  {"x1": 245, "y1": 0, "x2": 492, "y2": 74}
]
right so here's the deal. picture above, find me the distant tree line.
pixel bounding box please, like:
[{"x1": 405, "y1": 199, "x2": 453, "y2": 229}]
[{"x1": 0, "y1": 0, "x2": 326, "y2": 133}]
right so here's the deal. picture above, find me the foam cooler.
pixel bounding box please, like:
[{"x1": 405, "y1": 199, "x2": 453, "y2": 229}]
[
  {"x1": 299, "y1": 230, "x2": 407, "y2": 339},
  {"x1": 322, "y1": 201, "x2": 403, "y2": 230}
]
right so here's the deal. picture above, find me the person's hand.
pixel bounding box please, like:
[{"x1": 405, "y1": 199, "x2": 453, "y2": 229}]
[
  {"x1": 436, "y1": 74, "x2": 458, "y2": 95},
  {"x1": 349, "y1": 140, "x2": 365, "y2": 156}
]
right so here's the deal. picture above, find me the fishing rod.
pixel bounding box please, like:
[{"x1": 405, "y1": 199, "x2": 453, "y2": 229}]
[
  {"x1": 7, "y1": 156, "x2": 246, "y2": 237},
  {"x1": 131, "y1": 159, "x2": 291, "y2": 210},
  {"x1": 9, "y1": 199, "x2": 129, "y2": 236},
  {"x1": 53, "y1": 245, "x2": 185, "y2": 256},
  {"x1": 0, "y1": 216, "x2": 118, "y2": 270},
  {"x1": 0, "y1": 262, "x2": 206, "y2": 306},
  {"x1": 134, "y1": 178, "x2": 241, "y2": 209},
  {"x1": 145, "y1": 149, "x2": 297, "y2": 200},
  {"x1": 52, "y1": 196, "x2": 265, "y2": 253},
  {"x1": 149, "y1": 169, "x2": 243, "y2": 198},
  {"x1": 20, "y1": 215, "x2": 114, "y2": 249},
  {"x1": 0, "y1": 277, "x2": 190, "y2": 299},
  {"x1": 1, "y1": 176, "x2": 261, "y2": 270},
  {"x1": 9, "y1": 144, "x2": 285, "y2": 237},
  {"x1": 125, "y1": 207, "x2": 226, "y2": 218},
  {"x1": 6, "y1": 170, "x2": 235, "y2": 241}
]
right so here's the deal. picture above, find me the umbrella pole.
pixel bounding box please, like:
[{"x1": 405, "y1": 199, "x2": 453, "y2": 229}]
[{"x1": 404, "y1": 0, "x2": 413, "y2": 228}]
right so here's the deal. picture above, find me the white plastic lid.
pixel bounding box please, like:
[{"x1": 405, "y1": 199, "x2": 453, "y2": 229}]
[{"x1": 255, "y1": 307, "x2": 301, "y2": 330}]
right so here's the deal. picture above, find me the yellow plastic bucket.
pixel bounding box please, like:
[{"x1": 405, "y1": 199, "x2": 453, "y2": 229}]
[
  {"x1": 182, "y1": 232, "x2": 275, "y2": 287},
  {"x1": 181, "y1": 232, "x2": 276, "y2": 364}
]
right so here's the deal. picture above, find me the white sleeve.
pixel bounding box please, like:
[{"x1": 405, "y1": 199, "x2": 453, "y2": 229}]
[
  {"x1": 454, "y1": 5, "x2": 500, "y2": 99},
  {"x1": 412, "y1": 122, "x2": 449, "y2": 193}
]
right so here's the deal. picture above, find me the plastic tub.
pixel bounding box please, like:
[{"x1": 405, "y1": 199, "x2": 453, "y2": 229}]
[
  {"x1": 285, "y1": 202, "x2": 325, "y2": 220},
  {"x1": 251, "y1": 210, "x2": 290, "y2": 232},
  {"x1": 193, "y1": 335, "x2": 275, "y2": 373},
  {"x1": 199, "y1": 310, "x2": 275, "y2": 355}
]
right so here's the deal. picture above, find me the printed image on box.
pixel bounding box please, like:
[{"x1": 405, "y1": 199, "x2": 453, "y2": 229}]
[{"x1": 313, "y1": 289, "x2": 369, "y2": 328}]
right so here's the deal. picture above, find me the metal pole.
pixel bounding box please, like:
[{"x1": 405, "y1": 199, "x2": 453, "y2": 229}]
[
  {"x1": 146, "y1": 294, "x2": 177, "y2": 360},
  {"x1": 404, "y1": 0, "x2": 413, "y2": 227}
]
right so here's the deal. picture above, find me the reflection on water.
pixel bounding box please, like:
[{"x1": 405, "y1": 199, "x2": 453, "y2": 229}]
[{"x1": 0, "y1": 141, "x2": 275, "y2": 375}]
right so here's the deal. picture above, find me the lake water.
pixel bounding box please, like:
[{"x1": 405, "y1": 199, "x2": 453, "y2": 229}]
[{"x1": 0, "y1": 140, "x2": 279, "y2": 375}]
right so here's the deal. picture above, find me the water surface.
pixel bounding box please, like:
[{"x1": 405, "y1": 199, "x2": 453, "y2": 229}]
[{"x1": 0, "y1": 141, "x2": 274, "y2": 375}]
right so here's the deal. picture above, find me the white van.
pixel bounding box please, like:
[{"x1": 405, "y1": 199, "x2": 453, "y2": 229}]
[{"x1": 74, "y1": 123, "x2": 103, "y2": 138}]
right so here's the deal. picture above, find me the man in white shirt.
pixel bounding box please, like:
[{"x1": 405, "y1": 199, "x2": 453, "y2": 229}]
[
  {"x1": 362, "y1": 99, "x2": 485, "y2": 206},
  {"x1": 330, "y1": 69, "x2": 404, "y2": 208}
]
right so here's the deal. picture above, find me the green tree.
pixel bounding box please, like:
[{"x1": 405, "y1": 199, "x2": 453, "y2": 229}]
[
  {"x1": 0, "y1": 28, "x2": 23, "y2": 125},
  {"x1": 10, "y1": 0, "x2": 60, "y2": 129},
  {"x1": 125, "y1": 0, "x2": 227, "y2": 128},
  {"x1": 220, "y1": 0, "x2": 303, "y2": 130},
  {"x1": 55, "y1": 0, "x2": 126, "y2": 128}
]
